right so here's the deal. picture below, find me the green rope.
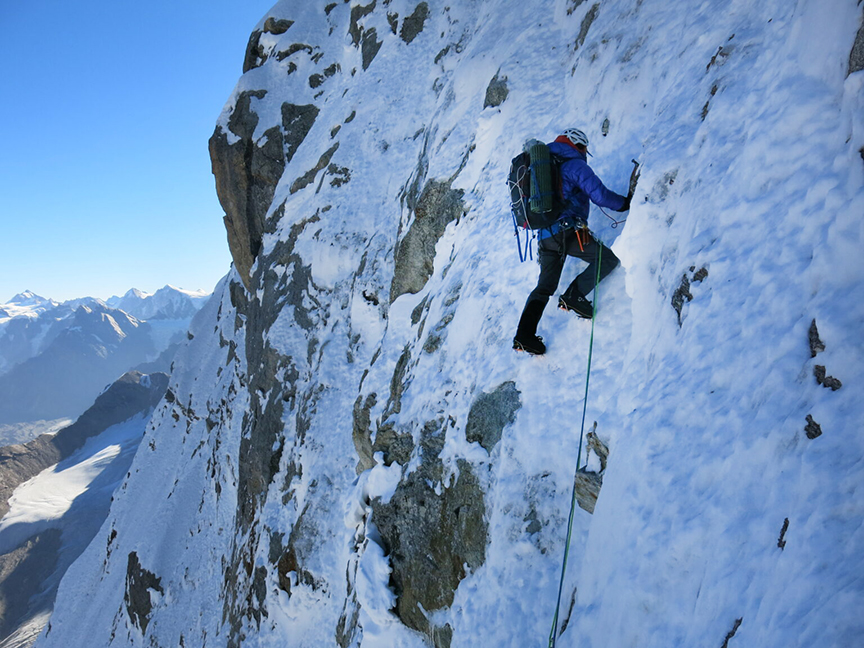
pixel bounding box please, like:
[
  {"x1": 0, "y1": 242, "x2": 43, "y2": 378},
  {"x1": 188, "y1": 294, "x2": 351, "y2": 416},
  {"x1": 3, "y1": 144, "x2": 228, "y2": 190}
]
[{"x1": 548, "y1": 239, "x2": 603, "y2": 648}]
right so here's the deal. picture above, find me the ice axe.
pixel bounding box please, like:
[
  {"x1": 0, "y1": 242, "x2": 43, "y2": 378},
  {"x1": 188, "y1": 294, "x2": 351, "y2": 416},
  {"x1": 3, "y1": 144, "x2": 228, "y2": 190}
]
[{"x1": 629, "y1": 158, "x2": 641, "y2": 195}]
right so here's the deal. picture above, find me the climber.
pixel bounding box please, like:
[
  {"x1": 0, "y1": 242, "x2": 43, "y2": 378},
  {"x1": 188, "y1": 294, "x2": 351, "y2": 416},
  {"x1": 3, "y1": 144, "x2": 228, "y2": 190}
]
[{"x1": 512, "y1": 128, "x2": 632, "y2": 356}]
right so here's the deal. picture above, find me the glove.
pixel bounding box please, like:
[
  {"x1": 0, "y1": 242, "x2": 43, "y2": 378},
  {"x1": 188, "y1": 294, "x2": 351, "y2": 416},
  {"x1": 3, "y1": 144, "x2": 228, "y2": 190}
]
[{"x1": 618, "y1": 191, "x2": 633, "y2": 213}]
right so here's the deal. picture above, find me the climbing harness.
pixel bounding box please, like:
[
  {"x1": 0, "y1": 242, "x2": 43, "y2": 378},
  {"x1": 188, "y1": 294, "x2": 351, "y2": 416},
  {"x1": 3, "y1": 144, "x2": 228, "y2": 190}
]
[{"x1": 547, "y1": 243, "x2": 603, "y2": 648}]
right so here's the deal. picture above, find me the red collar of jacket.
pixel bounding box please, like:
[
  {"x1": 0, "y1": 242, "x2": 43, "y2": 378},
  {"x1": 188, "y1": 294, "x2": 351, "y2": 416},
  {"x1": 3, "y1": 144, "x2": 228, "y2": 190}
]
[{"x1": 553, "y1": 135, "x2": 592, "y2": 157}]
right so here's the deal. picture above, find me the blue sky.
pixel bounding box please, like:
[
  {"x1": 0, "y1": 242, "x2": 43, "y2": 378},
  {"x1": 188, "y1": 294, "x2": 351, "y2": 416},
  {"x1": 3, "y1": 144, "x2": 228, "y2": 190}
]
[{"x1": 0, "y1": 0, "x2": 274, "y2": 303}]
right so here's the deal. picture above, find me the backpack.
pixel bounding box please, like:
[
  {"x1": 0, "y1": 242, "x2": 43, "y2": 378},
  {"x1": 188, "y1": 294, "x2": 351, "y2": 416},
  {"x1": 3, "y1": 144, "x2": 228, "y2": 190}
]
[{"x1": 507, "y1": 140, "x2": 565, "y2": 260}]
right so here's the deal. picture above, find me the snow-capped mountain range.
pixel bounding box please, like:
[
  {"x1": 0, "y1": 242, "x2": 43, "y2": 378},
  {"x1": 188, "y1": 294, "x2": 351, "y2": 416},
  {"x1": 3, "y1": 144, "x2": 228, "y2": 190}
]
[
  {"x1": 0, "y1": 292, "x2": 58, "y2": 322},
  {"x1": 0, "y1": 286, "x2": 210, "y2": 432},
  {"x1": 106, "y1": 286, "x2": 211, "y2": 321},
  {"x1": 4, "y1": 1, "x2": 860, "y2": 648}
]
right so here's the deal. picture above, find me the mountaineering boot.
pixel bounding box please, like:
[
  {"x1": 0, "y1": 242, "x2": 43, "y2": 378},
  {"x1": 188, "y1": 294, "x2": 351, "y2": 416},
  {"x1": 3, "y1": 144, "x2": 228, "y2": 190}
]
[
  {"x1": 558, "y1": 291, "x2": 593, "y2": 319},
  {"x1": 513, "y1": 300, "x2": 547, "y2": 355},
  {"x1": 513, "y1": 332, "x2": 546, "y2": 355}
]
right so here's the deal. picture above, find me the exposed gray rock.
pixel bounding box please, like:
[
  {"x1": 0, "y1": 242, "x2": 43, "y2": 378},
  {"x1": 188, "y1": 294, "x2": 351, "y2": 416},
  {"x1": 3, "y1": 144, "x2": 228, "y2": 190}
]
[
  {"x1": 701, "y1": 84, "x2": 718, "y2": 121},
  {"x1": 575, "y1": 3, "x2": 599, "y2": 50},
  {"x1": 421, "y1": 283, "x2": 461, "y2": 353},
  {"x1": 275, "y1": 43, "x2": 314, "y2": 61},
  {"x1": 372, "y1": 423, "x2": 415, "y2": 466},
  {"x1": 777, "y1": 517, "x2": 790, "y2": 550},
  {"x1": 264, "y1": 17, "x2": 294, "y2": 35},
  {"x1": 721, "y1": 618, "x2": 743, "y2": 648},
  {"x1": 391, "y1": 180, "x2": 465, "y2": 303},
  {"x1": 483, "y1": 71, "x2": 509, "y2": 108},
  {"x1": 574, "y1": 424, "x2": 609, "y2": 514},
  {"x1": 0, "y1": 528, "x2": 61, "y2": 642},
  {"x1": 808, "y1": 319, "x2": 825, "y2": 357},
  {"x1": 349, "y1": 2, "x2": 377, "y2": 46},
  {"x1": 211, "y1": 95, "x2": 320, "y2": 288},
  {"x1": 706, "y1": 44, "x2": 732, "y2": 72},
  {"x1": 124, "y1": 551, "x2": 164, "y2": 634},
  {"x1": 805, "y1": 414, "x2": 822, "y2": 439},
  {"x1": 352, "y1": 393, "x2": 378, "y2": 473},
  {"x1": 574, "y1": 469, "x2": 603, "y2": 514},
  {"x1": 336, "y1": 588, "x2": 361, "y2": 648},
  {"x1": 243, "y1": 30, "x2": 266, "y2": 73},
  {"x1": 275, "y1": 501, "x2": 326, "y2": 598},
  {"x1": 385, "y1": 346, "x2": 412, "y2": 419},
  {"x1": 586, "y1": 428, "x2": 609, "y2": 472},
  {"x1": 400, "y1": 2, "x2": 429, "y2": 44},
  {"x1": 309, "y1": 62, "x2": 340, "y2": 88},
  {"x1": 349, "y1": 2, "x2": 382, "y2": 70},
  {"x1": 243, "y1": 16, "x2": 294, "y2": 74},
  {"x1": 849, "y1": 17, "x2": 864, "y2": 76},
  {"x1": 692, "y1": 266, "x2": 709, "y2": 282},
  {"x1": 223, "y1": 212, "x2": 333, "y2": 645},
  {"x1": 361, "y1": 28, "x2": 383, "y2": 70},
  {"x1": 671, "y1": 265, "x2": 708, "y2": 326},
  {"x1": 327, "y1": 162, "x2": 352, "y2": 187},
  {"x1": 524, "y1": 508, "x2": 542, "y2": 535},
  {"x1": 373, "y1": 457, "x2": 486, "y2": 643},
  {"x1": 814, "y1": 365, "x2": 842, "y2": 391},
  {"x1": 671, "y1": 274, "x2": 692, "y2": 325},
  {"x1": 290, "y1": 143, "x2": 340, "y2": 193},
  {"x1": 465, "y1": 381, "x2": 521, "y2": 452},
  {"x1": 422, "y1": 311, "x2": 454, "y2": 354},
  {"x1": 245, "y1": 20, "x2": 296, "y2": 72},
  {"x1": 282, "y1": 103, "x2": 321, "y2": 163},
  {"x1": 211, "y1": 90, "x2": 274, "y2": 288},
  {"x1": 410, "y1": 295, "x2": 430, "y2": 326},
  {"x1": 567, "y1": 0, "x2": 587, "y2": 14}
]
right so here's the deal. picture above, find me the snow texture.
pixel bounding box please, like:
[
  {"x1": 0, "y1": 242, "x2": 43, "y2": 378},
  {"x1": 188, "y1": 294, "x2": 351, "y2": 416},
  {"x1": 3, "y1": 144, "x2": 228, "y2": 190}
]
[{"x1": 36, "y1": 1, "x2": 864, "y2": 647}]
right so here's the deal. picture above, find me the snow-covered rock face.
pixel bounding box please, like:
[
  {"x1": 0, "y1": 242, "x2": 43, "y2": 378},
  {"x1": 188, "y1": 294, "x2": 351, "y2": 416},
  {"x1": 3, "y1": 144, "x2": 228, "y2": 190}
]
[{"x1": 40, "y1": 1, "x2": 864, "y2": 647}]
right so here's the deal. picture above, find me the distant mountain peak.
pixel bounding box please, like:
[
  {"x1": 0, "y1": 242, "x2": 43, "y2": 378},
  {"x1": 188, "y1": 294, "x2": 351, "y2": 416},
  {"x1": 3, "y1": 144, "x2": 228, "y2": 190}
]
[
  {"x1": 8, "y1": 290, "x2": 54, "y2": 307},
  {"x1": 123, "y1": 288, "x2": 152, "y2": 300}
]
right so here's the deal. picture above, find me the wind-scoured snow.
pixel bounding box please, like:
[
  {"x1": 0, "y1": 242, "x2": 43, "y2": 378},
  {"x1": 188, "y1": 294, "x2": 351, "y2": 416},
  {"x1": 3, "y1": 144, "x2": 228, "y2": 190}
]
[{"x1": 37, "y1": 1, "x2": 863, "y2": 647}]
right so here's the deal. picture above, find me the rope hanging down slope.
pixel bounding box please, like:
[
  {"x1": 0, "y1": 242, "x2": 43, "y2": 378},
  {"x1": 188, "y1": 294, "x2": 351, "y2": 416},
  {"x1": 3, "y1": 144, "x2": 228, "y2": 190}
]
[{"x1": 547, "y1": 243, "x2": 603, "y2": 648}]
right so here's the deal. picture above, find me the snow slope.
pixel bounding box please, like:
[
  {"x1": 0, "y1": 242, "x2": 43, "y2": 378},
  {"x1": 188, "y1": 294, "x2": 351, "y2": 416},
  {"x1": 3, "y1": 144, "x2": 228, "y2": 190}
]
[
  {"x1": 0, "y1": 414, "x2": 149, "y2": 555},
  {"x1": 0, "y1": 413, "x2": 151, "y2": 647},
  {"x1": 38, "y1": 1, "x2": 864, "y2": 647}
]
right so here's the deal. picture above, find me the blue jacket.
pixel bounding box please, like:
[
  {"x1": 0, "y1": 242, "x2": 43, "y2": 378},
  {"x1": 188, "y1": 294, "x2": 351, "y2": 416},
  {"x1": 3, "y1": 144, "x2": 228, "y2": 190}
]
[{"x1": 539, "y1": 141, "x2": 627, "y2": 238}]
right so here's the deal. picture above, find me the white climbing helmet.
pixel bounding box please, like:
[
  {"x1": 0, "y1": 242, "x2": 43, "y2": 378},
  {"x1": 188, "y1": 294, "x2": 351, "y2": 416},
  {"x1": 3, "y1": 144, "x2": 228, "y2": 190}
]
[{"x1": 562, "y1": 127, "x2": 589, "y2": 148}]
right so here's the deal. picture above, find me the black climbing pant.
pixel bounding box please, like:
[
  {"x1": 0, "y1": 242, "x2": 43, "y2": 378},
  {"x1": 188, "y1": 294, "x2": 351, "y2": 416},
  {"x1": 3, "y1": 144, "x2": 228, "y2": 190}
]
[{"x1": 517, "y1": 229, "x2": 620, "y2": 333}]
